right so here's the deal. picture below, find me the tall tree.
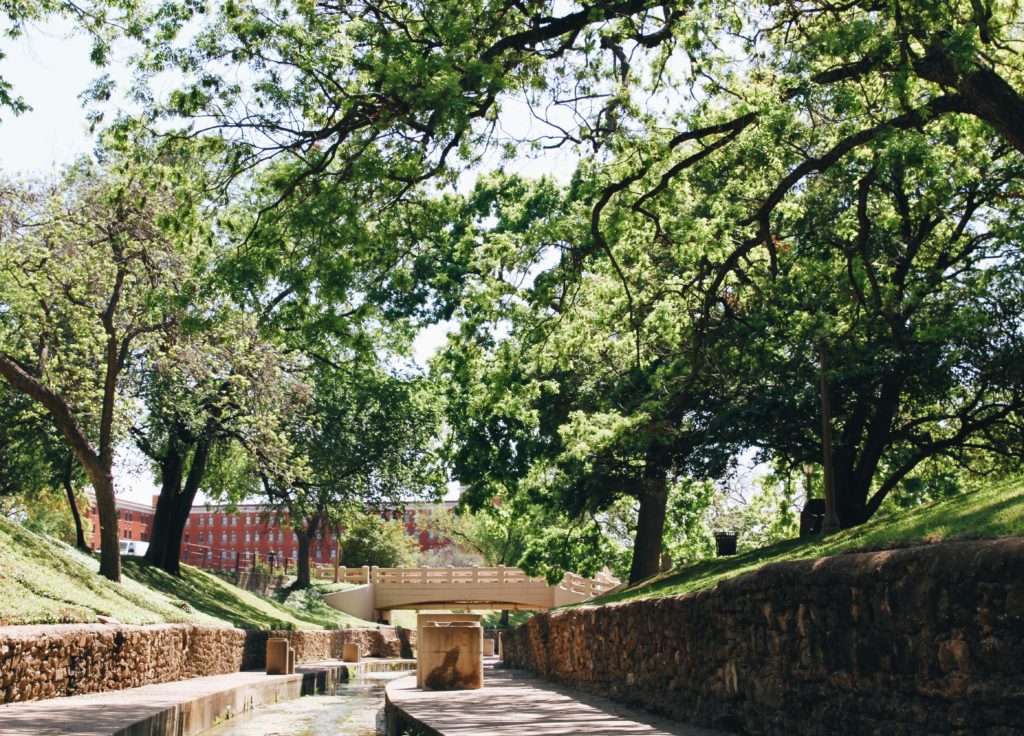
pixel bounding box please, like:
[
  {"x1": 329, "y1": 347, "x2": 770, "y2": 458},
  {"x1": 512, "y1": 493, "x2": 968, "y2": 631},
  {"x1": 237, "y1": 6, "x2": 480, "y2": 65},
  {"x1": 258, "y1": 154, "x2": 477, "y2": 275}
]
[
  {"x1": 0, "y1": 156, "x2": 203, "y2": 581},
  {"x1": 269, "y1": 360, "x2": 445, "y2": 589},
  {"x1": 437, "y1": 173, "x2": 735, "y2": 583},
  {"x1": 132, "y1": 309, "x2": 297, "y2": 574},
  {"x1": 711, "y1": 119, "x2": 1024, "y2": 526}
]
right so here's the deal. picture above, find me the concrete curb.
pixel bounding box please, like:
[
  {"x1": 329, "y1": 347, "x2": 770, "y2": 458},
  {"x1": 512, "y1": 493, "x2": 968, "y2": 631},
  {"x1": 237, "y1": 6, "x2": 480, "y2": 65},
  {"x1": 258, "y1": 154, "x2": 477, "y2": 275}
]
[{"x1": 0, "y1": 662, "x2": 353, "y2": 735}]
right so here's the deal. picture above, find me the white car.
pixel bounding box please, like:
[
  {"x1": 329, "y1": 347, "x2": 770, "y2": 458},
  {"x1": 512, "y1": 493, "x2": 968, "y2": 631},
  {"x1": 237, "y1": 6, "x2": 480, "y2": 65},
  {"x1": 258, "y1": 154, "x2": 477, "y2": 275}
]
[{"x1": 119, "y1": 540, "x2": 149, "y2": 557}]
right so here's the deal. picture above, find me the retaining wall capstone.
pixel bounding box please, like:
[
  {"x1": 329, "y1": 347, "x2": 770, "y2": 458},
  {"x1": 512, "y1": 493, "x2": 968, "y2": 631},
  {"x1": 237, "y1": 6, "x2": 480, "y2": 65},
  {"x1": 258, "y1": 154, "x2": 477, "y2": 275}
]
[
  {"x1": 0, "y1": 623, "x2": 413, "y2": 704},
  {"x1": 502, "y1": 538, "x2": 1024, "y2": 736}
]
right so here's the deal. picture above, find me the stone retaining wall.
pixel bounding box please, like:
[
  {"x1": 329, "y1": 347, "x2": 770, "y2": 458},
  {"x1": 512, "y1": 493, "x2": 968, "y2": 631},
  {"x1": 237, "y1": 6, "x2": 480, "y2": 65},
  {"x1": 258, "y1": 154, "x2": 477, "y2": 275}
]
[
  {"x1": 503, "y1": 538, "x2": 1024, "y2": 735},
  {"x1": 0, "y1": 623, "x2": 412, "y2": 704}
]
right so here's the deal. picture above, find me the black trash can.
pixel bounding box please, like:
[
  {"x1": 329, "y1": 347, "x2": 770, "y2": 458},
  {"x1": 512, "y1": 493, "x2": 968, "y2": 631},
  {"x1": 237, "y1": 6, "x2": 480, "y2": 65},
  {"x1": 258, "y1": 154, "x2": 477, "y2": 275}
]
[
  {"x1": 714, "y1": 532, "x2": 737, "y2": 556},
  {"x1": 800, "y1": 499, "x2": 826, "y2": 537}
]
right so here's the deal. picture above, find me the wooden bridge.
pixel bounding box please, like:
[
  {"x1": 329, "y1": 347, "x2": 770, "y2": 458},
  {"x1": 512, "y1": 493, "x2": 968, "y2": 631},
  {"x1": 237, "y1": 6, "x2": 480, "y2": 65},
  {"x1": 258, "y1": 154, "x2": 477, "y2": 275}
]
[{"x1": 321, "y1": 565, "x2": 619, "y2": 622}]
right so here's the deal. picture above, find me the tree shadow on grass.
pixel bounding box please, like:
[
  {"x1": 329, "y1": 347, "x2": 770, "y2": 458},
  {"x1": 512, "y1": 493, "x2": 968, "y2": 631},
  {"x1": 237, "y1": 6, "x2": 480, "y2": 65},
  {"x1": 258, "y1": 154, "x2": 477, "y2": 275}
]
[{"x1": 122, "y1": 559, "x2": 300, "y2": 630}]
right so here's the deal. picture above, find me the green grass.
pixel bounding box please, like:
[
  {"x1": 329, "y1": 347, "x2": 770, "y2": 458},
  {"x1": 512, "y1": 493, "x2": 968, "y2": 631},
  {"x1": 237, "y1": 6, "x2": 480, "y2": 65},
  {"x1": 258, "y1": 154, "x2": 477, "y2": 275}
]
[
  {"x1": 0, "y1": 516, "x2": 375, "y2": 629},
  {"x1": 125, "y1": 560, "x2": 372, "y2": 630},
  {"x1": 593, "y1": 475, "x2": 1024, "y2": 606}
]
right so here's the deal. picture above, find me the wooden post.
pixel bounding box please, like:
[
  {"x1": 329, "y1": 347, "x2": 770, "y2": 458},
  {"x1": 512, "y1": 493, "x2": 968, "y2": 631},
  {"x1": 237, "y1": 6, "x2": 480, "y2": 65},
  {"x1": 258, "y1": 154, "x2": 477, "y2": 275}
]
[{"x1": 819, "y1": 342, "x2": 841, "y2": 534}]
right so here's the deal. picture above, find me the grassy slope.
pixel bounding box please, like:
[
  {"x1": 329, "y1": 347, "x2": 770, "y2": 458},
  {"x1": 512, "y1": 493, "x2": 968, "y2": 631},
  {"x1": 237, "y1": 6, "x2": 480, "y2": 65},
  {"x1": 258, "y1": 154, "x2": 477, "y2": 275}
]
[
  {"x1": 0, "y1": 516, "x2": 374, "y2": 629},
  {"x1": 593, "y1": 475, "x2": 1024, "y2": 606}
]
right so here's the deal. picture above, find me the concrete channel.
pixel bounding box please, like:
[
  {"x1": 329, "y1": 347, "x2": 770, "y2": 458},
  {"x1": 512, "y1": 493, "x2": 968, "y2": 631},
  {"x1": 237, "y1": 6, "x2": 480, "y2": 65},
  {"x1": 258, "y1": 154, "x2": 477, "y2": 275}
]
[{"x1": 0, "y1": 659, "x2": 415, "y2": 736}]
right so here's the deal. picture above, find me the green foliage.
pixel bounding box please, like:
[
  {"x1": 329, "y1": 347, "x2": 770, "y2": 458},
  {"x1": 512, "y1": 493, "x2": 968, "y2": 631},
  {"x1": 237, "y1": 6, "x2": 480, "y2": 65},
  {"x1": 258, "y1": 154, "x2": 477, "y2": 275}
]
[
  {"x1": 339, "y1": 510, "x2": 419, "y2": 568},
  {"x1": 4, "y1": 488, "x2": 91, "y2": 545},
  {"x1": 597, "y1": 474, "x2": 1024, "y2": 605},
  {"x1": 661, "y1": 479, "x2": 718, "y2": 566},
  {"x1": 7, "y1": 0, "x2": 1024, "y2": 591},
  {"x1": 704, "y1": 476, "x2": 801, "y2": 555},
  {"x1": 275, "y1": 582, "x2": 358, "y2": 628}
]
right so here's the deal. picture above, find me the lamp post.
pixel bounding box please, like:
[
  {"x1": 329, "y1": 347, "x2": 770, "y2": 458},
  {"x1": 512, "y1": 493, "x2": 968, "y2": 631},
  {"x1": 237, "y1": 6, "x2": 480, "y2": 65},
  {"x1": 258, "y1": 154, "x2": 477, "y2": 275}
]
[{"x1": 819, "y1": 342, "x2": 841, "y2": 534}]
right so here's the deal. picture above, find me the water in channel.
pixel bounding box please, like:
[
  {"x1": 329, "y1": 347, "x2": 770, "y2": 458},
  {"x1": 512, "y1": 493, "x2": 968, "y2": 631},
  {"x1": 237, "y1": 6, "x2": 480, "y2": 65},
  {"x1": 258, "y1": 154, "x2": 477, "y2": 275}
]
[{"x1": 200, "y1": 669, "x2": 413, "y2": 736}]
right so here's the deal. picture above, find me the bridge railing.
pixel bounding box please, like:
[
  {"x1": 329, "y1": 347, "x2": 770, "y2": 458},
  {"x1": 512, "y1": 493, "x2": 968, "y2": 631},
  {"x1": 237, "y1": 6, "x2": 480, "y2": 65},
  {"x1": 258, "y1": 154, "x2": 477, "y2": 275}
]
[
  {"x1": 330, "y1": 564, "x2": 616, "y2": 595},
  {"x1": 558, "y1": 571, "x2": 619, "y2": 597}
]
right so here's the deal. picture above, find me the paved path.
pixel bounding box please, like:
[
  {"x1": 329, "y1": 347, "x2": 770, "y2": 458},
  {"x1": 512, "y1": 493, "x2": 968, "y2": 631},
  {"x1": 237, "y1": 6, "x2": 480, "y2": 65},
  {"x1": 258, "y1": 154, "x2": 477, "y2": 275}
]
[
  {"x1": 386, "y1": 660, "x2": 730, "y2": 736},
  {"x1": 0, "y1": 661, "x2": 358, "y2": 736}
]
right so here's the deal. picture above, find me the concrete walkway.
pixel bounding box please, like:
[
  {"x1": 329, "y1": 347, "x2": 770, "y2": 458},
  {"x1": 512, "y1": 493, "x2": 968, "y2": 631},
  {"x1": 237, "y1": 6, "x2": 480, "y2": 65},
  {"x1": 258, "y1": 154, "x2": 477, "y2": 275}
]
[
  {"x1": 385, "y1": 660, "x2": 730, "y2": 736},
  {"x1": 0, "y1": 661, "x2": 352, "y2": 736}
]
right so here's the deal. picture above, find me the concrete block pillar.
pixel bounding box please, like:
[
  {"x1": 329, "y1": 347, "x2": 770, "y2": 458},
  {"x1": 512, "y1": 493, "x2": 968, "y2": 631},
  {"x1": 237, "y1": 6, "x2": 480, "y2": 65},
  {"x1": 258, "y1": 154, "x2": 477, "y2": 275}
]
[
  {"x1": 483, "y1": 637, "x2": 496, "y2": 656},
  {"x1": 266, "y1": 638, "x2": 290, "y2": 675},
  {"x1": 415, "y1": 612, "x2": 484, "y2": 685},
  {"x1": 418, "y1": 621, "x2": 483, "y2": 690},
  {"x1": 287, "y1": 649, "x2": 295, "y2": 675},
  {"x1": 343, "y1": 641, "x2": 360, "y2": 662}
]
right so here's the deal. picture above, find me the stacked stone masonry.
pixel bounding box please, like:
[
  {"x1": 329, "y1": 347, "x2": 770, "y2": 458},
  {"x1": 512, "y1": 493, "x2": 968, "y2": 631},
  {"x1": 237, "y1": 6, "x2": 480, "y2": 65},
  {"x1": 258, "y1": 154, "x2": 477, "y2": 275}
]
[
  {"x1": 503, "y1": 538, "x2": 1024, "y2": 736},
  {"x1": 0, "y1": 623, "x2": 412, "y2": 704}
]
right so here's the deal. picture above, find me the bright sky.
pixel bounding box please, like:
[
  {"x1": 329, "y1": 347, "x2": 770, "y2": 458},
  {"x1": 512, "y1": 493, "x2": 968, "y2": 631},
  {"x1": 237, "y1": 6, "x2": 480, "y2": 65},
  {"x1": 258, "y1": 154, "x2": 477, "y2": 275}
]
[{"x1": 0, "y1": 21, "x2": 98, "y2": 173}]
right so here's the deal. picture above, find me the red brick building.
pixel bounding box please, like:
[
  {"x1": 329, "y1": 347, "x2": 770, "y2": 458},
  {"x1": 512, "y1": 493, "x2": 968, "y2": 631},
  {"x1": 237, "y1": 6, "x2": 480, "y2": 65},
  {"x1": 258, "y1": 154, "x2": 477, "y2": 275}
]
[
  {"x1": 85, "y1": 497, "x2": 155, "y2": 550},
  {"x1": 85, "y1": 496, "x2": 455, "y2": 572}
]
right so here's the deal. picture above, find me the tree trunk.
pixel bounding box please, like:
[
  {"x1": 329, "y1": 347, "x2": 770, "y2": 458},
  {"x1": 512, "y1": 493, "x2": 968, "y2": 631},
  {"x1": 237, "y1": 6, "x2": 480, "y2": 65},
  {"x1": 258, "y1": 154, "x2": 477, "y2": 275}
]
[
  {"x1": 145, "y1": 441, "x2": 184, "y2": 570},
  {"x1": 62, "y1": 454, "x2": 89, "y2": 552},
  {"x1": 164, "y1": 438, "x2": 212, "y2": 575},
  {"x1": 499, "y1": 609, "x2": 510, "y2": 627},
  {"x1": 88, "y1": 466, "x2": 121, "y2": 582},
  {"x1": 294, "y1": 526, "x2": 312, "y2": 589},
  {"x1": 0, "y1": 353, "x2": 121, "y2": 581},
  {"x1": 163, "y1": 492, "x2": 193, "y2": 576},
  {"x1": 628, "y1": 463, "x2": 670, "y2": 584}
]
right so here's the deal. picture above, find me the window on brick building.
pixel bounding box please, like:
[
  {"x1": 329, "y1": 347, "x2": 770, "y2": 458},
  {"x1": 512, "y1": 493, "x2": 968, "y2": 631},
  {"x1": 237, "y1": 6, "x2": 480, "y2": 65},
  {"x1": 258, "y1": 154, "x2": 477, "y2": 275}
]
[
  {"x1": 315, "y1": 548, "x2": 322, "y2": 560},
  {"x1": 255, "y1": 532, "x2": 261, "y2": 542},
  {"x1": 231, "y1": 532, "x2": 237, "y2": 543},
  {"x1": 199, "y1": 516, "x2": 205, "y2": 525},
  {"x1": 221, "y1": 532, "x2": 227, "y2": 543},
  {"x1": 245, "y1": 532, "x2": 251, "y2": 543}
]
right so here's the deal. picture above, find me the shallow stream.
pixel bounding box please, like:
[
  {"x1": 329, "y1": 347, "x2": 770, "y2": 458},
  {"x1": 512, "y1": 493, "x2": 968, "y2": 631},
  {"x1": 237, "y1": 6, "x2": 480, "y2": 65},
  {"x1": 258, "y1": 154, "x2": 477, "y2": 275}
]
[{"x1": 199, "y1": 670, "x2": 412, "y2": 736}]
